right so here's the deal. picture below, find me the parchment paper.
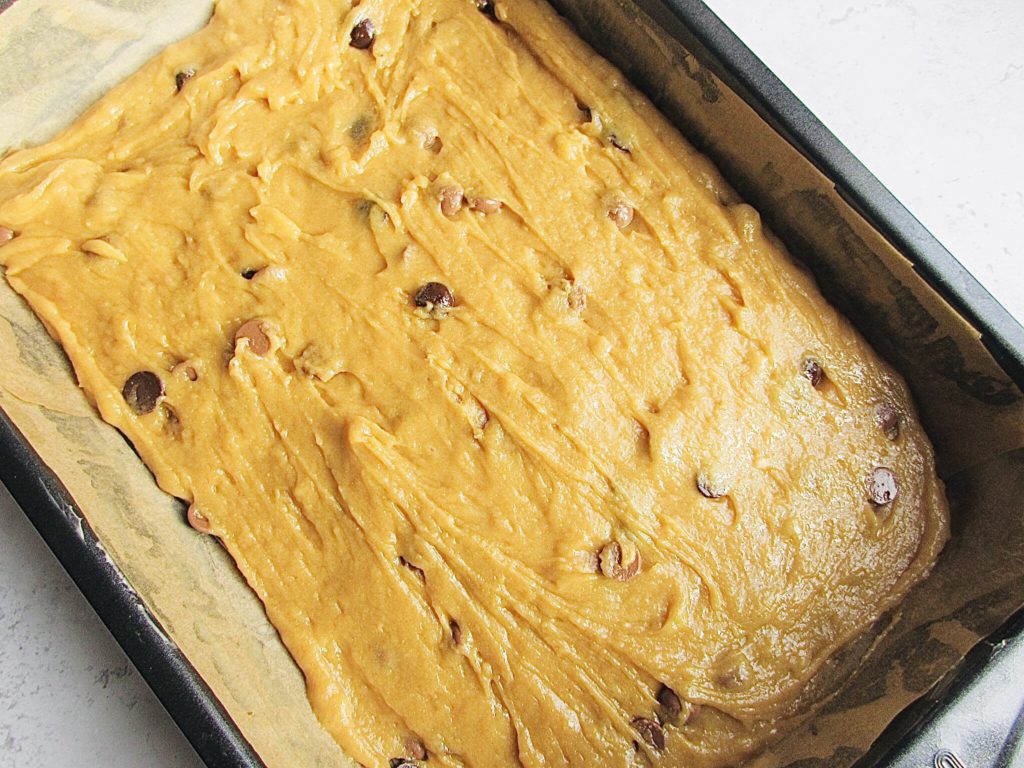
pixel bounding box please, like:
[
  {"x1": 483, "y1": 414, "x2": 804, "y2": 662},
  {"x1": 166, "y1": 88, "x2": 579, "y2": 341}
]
[{"x1": 1, "y1": 1, "x2": 1022, "y2": 766}]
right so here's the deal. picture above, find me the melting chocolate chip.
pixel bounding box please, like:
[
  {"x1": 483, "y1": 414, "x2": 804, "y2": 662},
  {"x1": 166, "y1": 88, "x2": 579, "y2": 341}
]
[
  {"x1": 469, "y1": 196, "x2": 502, "y2": 214},
  {"x1": 876, "y1": 402, "x2": 900, "y2": 439},
  {"x1": 598, "y1": 539, "x2": 641, "y2": 581},
  {"x1": 122, "y1": 371, "x2": 164, "y2": 415},
  {"x1": 234, "y1": 319, "x2": 271, "y2": 356},
  {"x1": 802, "y1": 357, "x2": 825, "y2": 388},
  {"x1": 656, "y1": 684, "x2": 682, "y2": 720},
  {"x1": 608, "y1": 200, "x2": 634, "y2": 228},
  {"x1": 867, "y1": 467, "x2": 899, "y2": 506},
  {"x1": 241, "y1": 268, "x2": 259, "y2": 280},
  {"x1": 475, "y1": 0, "x2": 496, "y2": 17},
  {"x1": 0, "y1": 227, "x2": 14, "y2": 245},
  {"x1": 350, "y1": 19, "x2": 376, "y2": 50},
  {"x1": 696, "y1": 473, "x2": 724, "y2": 500},
  {"x1": 414, "y1": 282, "x2": 454, "y2": 310},
  {"x1": 187, "y1": 504, "x2": 213, "y2": 534},
  {"x1": 175, "y1": 68, "x2": 195, "y2": 92},
  {"x1": 438, "y1": 185, "x2": 464, "y2": 217},
  {"x1": 449, "y1": 618, "x2": 462, "y2": 645},
  {"x1": 631, "y1": 717, "x2": 665, "y2": 751}
]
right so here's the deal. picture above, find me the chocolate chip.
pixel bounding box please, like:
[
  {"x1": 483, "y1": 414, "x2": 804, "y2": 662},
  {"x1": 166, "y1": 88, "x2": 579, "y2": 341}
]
[
  {"x1": 576, "y1": 100, "x2": 592, "y2": 122},
  {"x1": 449, "y1": 619, "x2": 462, "y2": 645},
  {"x1": 0, "y1": 227, "x2": 14, "y2": 245},
  {"x1": 631, "y1": 717, "x2": 665, "y2": 751},
  {"x1": 402, "y1": 737, "x2": 428, "y2": 761},
  {"x1": 608, "y1": 200, "x2": 634, "y2": 228},
  {"x1": 424, "y1": 135, "x2": 443, "y2": 153},
  {"x1": 696, "y1": 473, "x2": 724, "y2": 500},
  {"x1": 398, "y1": 556, "x2": 426, "y2": 581},
  {"x1": 438, "y1": 185, "x2": 464, "y2": 217},
  {"x1": 122, "y1": 371, "x2": 164, "y2": 415},
  {"x1": 656, "y1": 684, "x2": 682, "y2": 719},
  {"x1": 802, "y1": 357, "x2": 825, "y2": 388},
  {"x1": 241, "y1": 268, "x2": 259, "y2": 280},
  {"x1": 175, "y1": 69, "x2": 195, "y2": 92},
  {"x1": 876, "y1": 402, "x2": 900, "y2": 440},
  {"x1": 867, "y1": 467, "x2": 899, "y2": 506},
  {"x1": 187, "y1": 504, "x2": 213, "y2": 534},
  {"x1": 388, "y1": 760, "x2": 416, "y2": 768},
  {"x1": 348, "y1": 114, "x2": 375, "y2": 142},
  {"x1": 469, "y1": 196, "x2": 502, "y2": 214},
  {"x1": 598, "y1": 539, "x2": 641, "y2": 581},
  {"x1": 234, "y1": 319, "x2": 271, "y2": 356},
  {"x1": 350, "y1": 19, "x2": 375, "y2": 50},
  {"x1": 475, "y1": 0, "x2": 496, "y2": 17},
  {"x1": 414, "y1": 282, "x2": 454, "y2": 310}
]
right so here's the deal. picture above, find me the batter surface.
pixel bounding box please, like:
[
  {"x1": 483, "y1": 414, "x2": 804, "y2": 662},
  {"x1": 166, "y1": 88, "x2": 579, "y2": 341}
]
[{"x1": 0, "y1": 0, "x2": 948, "y2": 764}]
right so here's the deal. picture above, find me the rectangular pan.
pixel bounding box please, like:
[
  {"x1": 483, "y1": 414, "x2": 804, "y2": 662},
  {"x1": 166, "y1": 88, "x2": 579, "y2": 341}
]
[{"x1": 0, "y1": 0, "x2": 1022, "y2": 765}]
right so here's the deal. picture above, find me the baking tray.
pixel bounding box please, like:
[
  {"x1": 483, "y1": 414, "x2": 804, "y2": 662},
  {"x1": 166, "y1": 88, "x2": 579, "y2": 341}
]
[{"x1": 0, "y1": 0, "x2": 1022, "y2": 766}]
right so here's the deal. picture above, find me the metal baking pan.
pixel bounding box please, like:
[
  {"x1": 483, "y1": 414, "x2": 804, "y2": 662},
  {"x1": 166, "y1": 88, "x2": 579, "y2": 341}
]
[{"x1": 0, "y1": 0, "x2": 1022, "y2": 766}]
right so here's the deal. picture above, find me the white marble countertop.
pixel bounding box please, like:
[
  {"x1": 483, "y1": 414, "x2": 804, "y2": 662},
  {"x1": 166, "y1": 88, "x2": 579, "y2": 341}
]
[{"x1": 1, "y1": 1, "x2": 1022, "y2": 766}]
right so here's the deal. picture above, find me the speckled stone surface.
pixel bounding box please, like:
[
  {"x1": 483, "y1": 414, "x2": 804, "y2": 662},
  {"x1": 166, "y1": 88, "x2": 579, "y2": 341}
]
[{"x1": 1, "y1": 2, "x2": 1021, "y2": 766}]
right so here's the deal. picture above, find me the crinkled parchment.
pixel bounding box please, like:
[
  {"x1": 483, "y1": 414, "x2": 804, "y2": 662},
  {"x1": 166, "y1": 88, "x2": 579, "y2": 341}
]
[{"x1": 1, "y1": 1, "x2": 1022, "y2": 766}]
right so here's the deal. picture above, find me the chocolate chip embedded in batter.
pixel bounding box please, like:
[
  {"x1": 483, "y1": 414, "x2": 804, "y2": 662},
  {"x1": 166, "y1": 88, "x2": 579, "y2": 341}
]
[
  {"x1": 187, "y1": 504, "x2": 213, "y2": 534},
  {"x1": 696, "y1": 473, "x2": 724, "y2": 500},
  {"x1": 449, "y1": 619, "x2": 462, "y2": 645},
  {"x1": 469, "y1": 196, "x2": 502, "y2": 214},
  {"x1": 388, "y1": 759, "x2": 417, "y2": 768},
  {"x1": 475, "y1": 0, "x2": 496, "y2": 17},
  {"x1": 867, "y1": 466, "x2": 899, "y2": 506},
  {"x1": 0, "y1": 227, "x2": 14, "y2": 245},
  {"x1": 172, "y1": 360, "x2": 199, "y2": 381},
  {"x1": 350, "y1": 19, "x2": 376, "y2": 50},
  {"x1": 234, "y1": 319, "x2": 271, "y2": 356},
  {"x1": 598, "y1": 539, "x2": 642, "y2": 581},
  {"x1": 608, "y1": 200, "x2": 634, "y2": 229},
  {"x1": 656, "y1": 684, "x2": 682, "y2": 720},
  {"x1": 576, "y1": 100, "x2": 593, "y2": 123},
  {"x1": 424, "y1": 135, "x2": 443, "y2": 153},
  {"x1": 631, "y1": 717, "x2": 665, "y2": 751},
  {"x1": 802, "y1": 357, "x2": 825, "y2": 388},
  {"x1": 175, "y1": 68, "x2": 195, "y2": 92},
  {"x1": 414, "y1": 282, "x2": 454, "y2": 310},
  {"x1": 241, "y1": 268, "x2": 259, "y2": 280},
  {"x1": 438, "y1": 185, "x2": 464, "y2": 217},
  {"x1": 876, "y1": 402, "x2": 900, "y2": 440},
  {"x1": 122, "y1": 371, "x2": 164, "y2": 415}
]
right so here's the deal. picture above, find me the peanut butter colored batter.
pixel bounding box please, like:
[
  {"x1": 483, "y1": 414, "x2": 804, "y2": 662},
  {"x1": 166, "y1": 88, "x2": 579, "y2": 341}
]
[{"x1": 0, "y1": 0, "x2": 949, "y2": 765}]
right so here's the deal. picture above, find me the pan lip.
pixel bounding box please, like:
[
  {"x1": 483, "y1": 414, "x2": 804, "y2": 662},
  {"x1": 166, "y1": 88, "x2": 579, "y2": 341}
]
[
  {"x1": 0, "y1": 408, "x2": 266, "y2": 768},
  {"x1": 654, "y1": 0, "x2": 1024, "y2": 389}
]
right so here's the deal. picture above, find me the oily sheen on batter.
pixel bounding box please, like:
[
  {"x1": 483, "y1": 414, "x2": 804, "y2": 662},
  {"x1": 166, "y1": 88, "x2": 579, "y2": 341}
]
[{"x1": 0, "y1": 0, "x2": 948, "y2": 764}]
